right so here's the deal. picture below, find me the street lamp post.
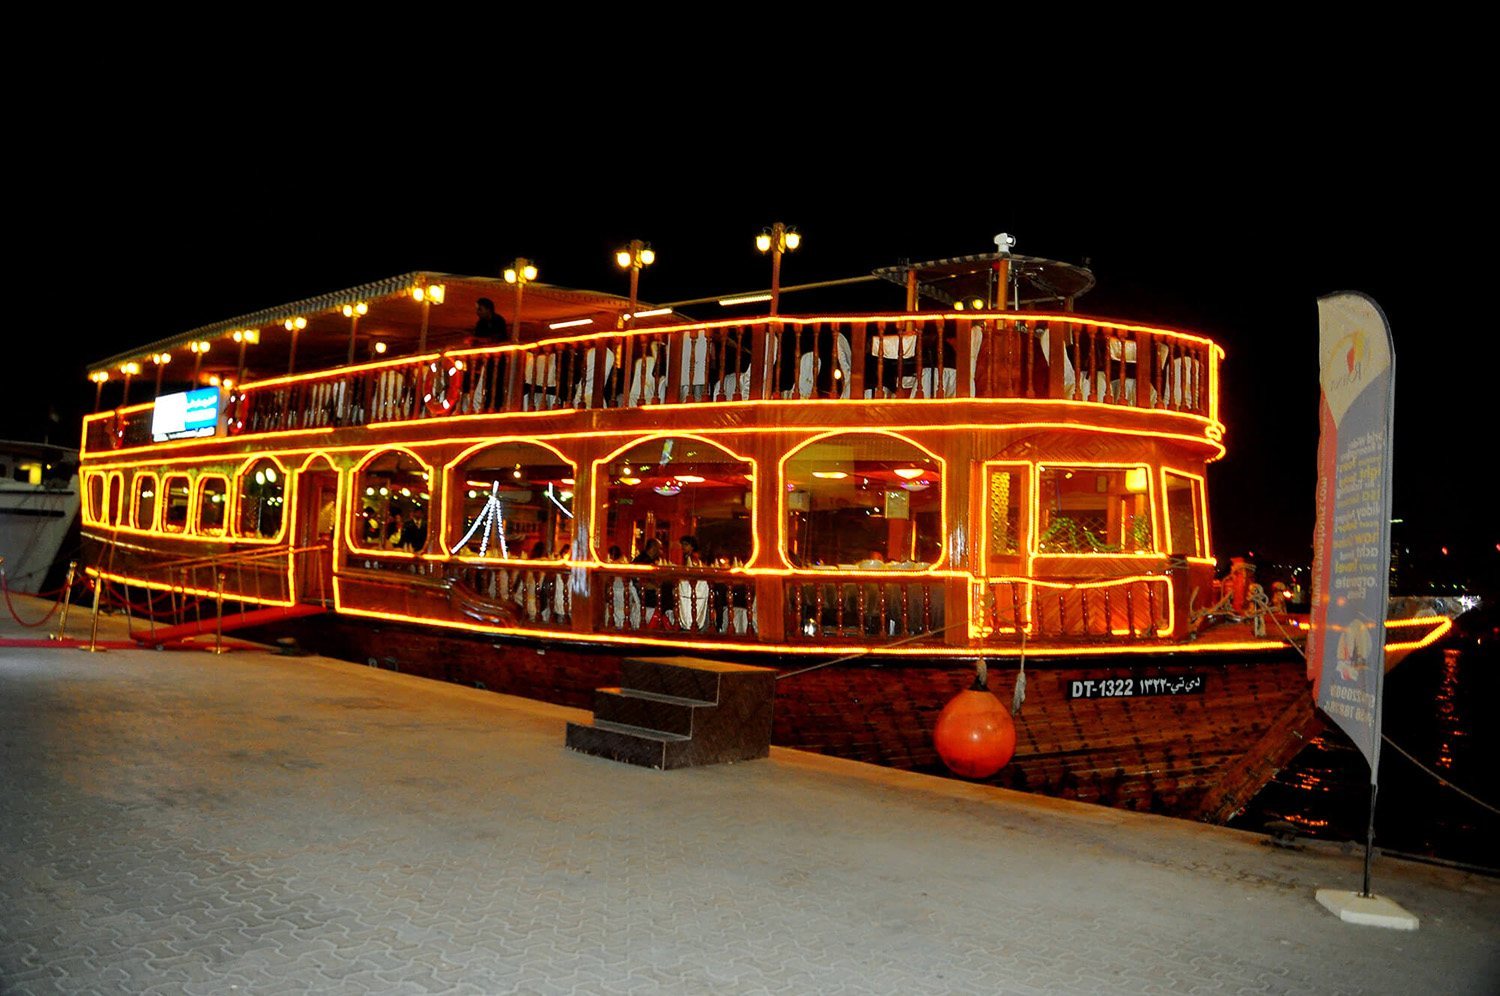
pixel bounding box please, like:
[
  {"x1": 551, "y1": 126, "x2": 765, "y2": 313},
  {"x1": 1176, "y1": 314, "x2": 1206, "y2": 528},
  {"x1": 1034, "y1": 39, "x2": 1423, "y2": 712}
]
[
  {"x1": 503, "y1": 258, "x2": 538, "y2": 410},
  {"x1": 756, "y1": 222, "x2": 801, "y2": 317},
  {"x1": 615, "y1": 240, "x2": 656, "y2": 327},
  {"x1": 283, "y1": 316, "x2": 307, "y2": 375},
  {"x1": 343, "y1": 301, "x2": 368, "y2": 365}
]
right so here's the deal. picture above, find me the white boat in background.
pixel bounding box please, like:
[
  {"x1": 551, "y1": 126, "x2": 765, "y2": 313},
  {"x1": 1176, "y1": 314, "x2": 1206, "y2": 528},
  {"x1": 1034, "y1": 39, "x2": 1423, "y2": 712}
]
[{"x1": 0, "y1": 441, "x2": 79, "y2": 595}]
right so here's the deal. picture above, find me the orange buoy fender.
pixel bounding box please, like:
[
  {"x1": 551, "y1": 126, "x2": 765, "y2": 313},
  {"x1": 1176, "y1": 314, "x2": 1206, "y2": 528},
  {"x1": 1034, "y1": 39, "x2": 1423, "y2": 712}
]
[{"x1": 933, "y1": 681, "x2": 1016, "y2": 778}]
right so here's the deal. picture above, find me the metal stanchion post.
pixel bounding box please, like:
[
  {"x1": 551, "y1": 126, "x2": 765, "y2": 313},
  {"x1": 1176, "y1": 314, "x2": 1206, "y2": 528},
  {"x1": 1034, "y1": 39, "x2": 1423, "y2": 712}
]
[
  {"x1": 210, "y1": 571, "x2": 230, "y2": 654},
  {"x1": 53, "y1": 560, "x2": 77, "y2": 642},
  {"x1": 82, "y1": 569, "x2": 106, "y2": 653}
]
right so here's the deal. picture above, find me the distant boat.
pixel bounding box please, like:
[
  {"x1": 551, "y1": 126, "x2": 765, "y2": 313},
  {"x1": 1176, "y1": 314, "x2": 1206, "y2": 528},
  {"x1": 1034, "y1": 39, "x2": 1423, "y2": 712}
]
[{"x1": 0, "y1": 441, "x2": 79, "y2": 594}]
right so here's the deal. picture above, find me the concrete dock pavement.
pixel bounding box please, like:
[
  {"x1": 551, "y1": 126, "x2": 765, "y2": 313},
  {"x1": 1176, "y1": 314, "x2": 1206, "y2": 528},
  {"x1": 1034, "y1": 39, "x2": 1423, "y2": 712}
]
[{"x1": 2, "y1": 597, "x2": 1497, "y2": 994}]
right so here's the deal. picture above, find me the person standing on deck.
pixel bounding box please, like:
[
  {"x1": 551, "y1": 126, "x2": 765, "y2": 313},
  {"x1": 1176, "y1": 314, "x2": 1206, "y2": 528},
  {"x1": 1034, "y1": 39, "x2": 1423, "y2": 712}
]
[{"x1": 469, "y1": 298, "x2": 511, "y2": 410}]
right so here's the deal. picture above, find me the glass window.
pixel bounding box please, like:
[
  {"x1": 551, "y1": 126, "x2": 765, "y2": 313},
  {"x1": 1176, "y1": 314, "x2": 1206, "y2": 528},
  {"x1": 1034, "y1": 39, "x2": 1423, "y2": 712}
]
[
  {"x1": 352, "y1": 451, "x2": 432, "y2": 552},
  {"x1": 236, "y1": 459, "x2": 286, "y2": 538},
  {"x1": 1164, "y1": 471, "x2": 1205, "y2": 557},
  {"x1": 85, "y1": 473, "x2": 105, "y2": 524},
  {"x1": 196, "y1": 476, "x2": 229, "y2": 535},
  {"x1": 450, "y1": 442, "x2": 574, "y2": 560},
  {"x1": 783, "y1": 433, "x2": 942, "y2": 568},
  {"x1": 106, "y1": 474, "x2": 124, "y2": 526},
  {"x1": 132, "y1": 473, "x2": 158, "y2": 530},
  {"x1": 162, "y1": 475, "x2": 191, "y2": 533},
  {"x1": 598, "y1": 437, "x2": 752, "y2": 566},
  {"x1": 1037, "y1": 466, "x2": 1153, "y2": 554},
  {"x1": 987, "y1": 467, "x2": 1025, "y2": 557}
]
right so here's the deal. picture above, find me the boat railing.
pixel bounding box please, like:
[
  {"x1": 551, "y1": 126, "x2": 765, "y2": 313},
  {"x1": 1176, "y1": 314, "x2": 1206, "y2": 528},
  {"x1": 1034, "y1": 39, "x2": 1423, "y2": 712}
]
[
  {"x1": 974, "y1": 575, "x2": 1171, "y2": 642},
  {"x1": 785, "y1": 573, "x2": 946, "y2": 643},
  {"x1": 97, "y1": 542, "x2": 331, "y2": 635},
  {"x1": 594, "y1": 565, "x2": 756, "y2": 638},
  {"x1": 83, "y1": 312, "x2": 1220, "y2": 452}
]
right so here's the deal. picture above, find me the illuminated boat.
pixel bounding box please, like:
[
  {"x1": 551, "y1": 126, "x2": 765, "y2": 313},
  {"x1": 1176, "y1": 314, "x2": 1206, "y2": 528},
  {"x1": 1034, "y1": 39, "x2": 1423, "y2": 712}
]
[{"x1": 78, "y1": 247, "x2": 1432, "y2": 816}]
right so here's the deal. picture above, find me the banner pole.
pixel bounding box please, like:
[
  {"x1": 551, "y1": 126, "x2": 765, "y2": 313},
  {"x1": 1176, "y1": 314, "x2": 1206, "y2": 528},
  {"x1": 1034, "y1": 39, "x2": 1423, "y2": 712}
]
[{"x1": 1361, "y1": 781, "x2": 1377, "y2": 898}]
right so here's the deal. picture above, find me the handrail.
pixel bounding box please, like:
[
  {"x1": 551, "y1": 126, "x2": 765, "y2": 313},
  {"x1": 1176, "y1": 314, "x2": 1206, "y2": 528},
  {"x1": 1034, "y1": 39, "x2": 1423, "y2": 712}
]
[{"x1": 82, "y1": 310, "x2": 1223, "y2": 454}]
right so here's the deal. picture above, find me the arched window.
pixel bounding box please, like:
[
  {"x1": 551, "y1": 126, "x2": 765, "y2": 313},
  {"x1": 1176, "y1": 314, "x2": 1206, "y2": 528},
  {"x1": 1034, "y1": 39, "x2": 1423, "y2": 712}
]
[
  {"x1": 84, "y1": 473, "x2": 105, "y2": 524},
  {"x1": 132, "y1": 473, "x2": 158, "y2": 530},
  {"x1": 104, "y1": 473, "x2": 124, "y2": 526},
  {"x1": 1036, "y1": 465, "x2": 1154, "y2": 554},
  {"x1": 196, "y1": 475, "x2": 229, "y2": 535},
  {"x1": 236, "y1": 459, "x2": 286, "y2": 539},
  {"x1": 351, "y1": 450, "x2": 432, "y2": 553},
  {"x1": 448, "y1": 442, "x2": 575, "y2": 560},
  {"x1": 162, "y1": 475, "x2": 191, "y2": 533},
  {"x1": 783, "y1": 433, "x2": 943, "y2": 568},
  {"x1": 597, "y1": 436, "x2": 753, "y2": 566}
]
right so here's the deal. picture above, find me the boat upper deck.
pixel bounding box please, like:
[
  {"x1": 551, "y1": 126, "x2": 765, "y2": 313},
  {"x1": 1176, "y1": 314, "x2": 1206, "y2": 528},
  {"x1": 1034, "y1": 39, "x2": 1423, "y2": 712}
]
[{"x1": 81, "y1": 269, "x2": 1223, "y2": 455}]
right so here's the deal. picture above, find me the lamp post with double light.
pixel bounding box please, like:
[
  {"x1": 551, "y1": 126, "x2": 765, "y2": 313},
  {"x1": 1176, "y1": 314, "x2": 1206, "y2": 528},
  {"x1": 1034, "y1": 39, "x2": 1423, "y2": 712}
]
[
  {"x1": 756, "y1": 222, "x2": 801, "y2": 317},
  {"x1": 615, "y1": 240, "x2": 656, "y2": 327}
]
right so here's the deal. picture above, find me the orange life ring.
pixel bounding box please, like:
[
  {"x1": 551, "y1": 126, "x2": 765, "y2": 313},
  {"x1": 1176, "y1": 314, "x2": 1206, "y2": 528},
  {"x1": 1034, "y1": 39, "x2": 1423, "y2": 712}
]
[
  {"x1": 422, "y1": 356, "x2": 463, "y2": 416},
  {"x1": 226, "y1": 390, "x2": 250, "y2": 435}
]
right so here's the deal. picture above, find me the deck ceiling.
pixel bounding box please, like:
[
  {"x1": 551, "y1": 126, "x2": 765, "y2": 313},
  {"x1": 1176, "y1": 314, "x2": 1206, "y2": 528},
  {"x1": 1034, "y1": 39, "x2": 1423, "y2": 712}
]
[{"x1": 88, "y1": 273, "x2": 657, "y2": 387}]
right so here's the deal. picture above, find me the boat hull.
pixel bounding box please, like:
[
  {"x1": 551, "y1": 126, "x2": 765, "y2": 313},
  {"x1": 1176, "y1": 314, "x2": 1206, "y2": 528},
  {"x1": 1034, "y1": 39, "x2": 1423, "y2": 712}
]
[{"x1": 249, "y1": 613, "x2": 1305, "y2": 818}]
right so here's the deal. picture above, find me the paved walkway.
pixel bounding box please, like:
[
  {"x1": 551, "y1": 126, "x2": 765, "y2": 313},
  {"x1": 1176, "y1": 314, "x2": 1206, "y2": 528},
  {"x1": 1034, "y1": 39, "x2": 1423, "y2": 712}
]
[{"x1": 2, "y1": 601, "x2": 1497, "y2": 994}]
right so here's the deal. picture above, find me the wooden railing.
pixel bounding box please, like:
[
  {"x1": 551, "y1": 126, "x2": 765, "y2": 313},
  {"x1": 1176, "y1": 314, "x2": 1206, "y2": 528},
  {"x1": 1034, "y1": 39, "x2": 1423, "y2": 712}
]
[
  {"x1": 83, "y1": 312, "x2": 1219, "y2": 452},
  {"x1": 974, "y1": 577, "x2": 1170, "y2": 641},
  {"x1": 594, "y1": 567, "x2": 756, "y2": 637},
  {"x1": 785, "y1": 573, "x2": 946, "y2": 643}
]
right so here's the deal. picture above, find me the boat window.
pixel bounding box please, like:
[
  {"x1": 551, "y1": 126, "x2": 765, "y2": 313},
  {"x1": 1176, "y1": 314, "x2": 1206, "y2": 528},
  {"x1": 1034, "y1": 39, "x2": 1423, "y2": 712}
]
[
  {"x1": 236, "y1": 459, "x2": 285, "y2": 539},
  {"x1": 84, "y1": 473, "x2": 105, "y2": 525},
  {"x1": 783, "y1": 433, "x2": 942, "y2": 568},
  {"x1": 597, "y1": 437, "x2": 753, "y2": 566},
  {"x1": 986, "y1": 467, "x2": 1026, "y2": 557},
  {"x1": 162, "y1": 475, "x2": 191, "y2": 532},
  {"x1": 352, "y1": 451, "x2": 432, "y2": 553},
  {"x1": 196, "y1": 476, "x2": 229, "y2": 535},
  {"x1": 132, "y1": 473, "x2": 158, "y2": 530},
  {"x1": 449, "y1": 442, "x2": 575, "y2": 560},
  {"x1": 1163, "y1": 471, "x2": 1205, "y2": 557},
  {"x1": 106, "y1": 473, "x2": 124, "y2": 526},
  {"x1": 1037, "y1": 466, "x2": 1154, "y2": 554}
]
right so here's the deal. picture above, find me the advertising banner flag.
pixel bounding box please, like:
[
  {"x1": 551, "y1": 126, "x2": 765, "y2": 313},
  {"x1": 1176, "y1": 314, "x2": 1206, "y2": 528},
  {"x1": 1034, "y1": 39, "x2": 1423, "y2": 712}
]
[{"x1": 1308, "y1": 293, "x2": 1395, "y2": 778}]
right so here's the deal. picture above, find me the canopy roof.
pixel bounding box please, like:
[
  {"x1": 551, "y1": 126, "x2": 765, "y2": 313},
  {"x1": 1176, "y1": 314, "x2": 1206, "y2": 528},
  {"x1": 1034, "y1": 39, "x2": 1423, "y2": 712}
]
[
  {"x1": 88, "y1": 272, "x2": 656, "y2": 384},
  {"x1": 872, "y1": 252, "x2": 1095, "y2": 308}
]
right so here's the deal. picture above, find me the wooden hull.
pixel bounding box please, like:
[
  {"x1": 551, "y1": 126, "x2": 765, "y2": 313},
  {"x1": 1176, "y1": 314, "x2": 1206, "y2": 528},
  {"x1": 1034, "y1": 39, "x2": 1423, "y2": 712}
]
[{"x1": 251, "y1": 613, "x2": 1305, "y2": 819}]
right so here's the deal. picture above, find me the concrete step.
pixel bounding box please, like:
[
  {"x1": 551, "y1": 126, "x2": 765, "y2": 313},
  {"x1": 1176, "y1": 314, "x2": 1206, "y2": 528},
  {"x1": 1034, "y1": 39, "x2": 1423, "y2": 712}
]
[
  {"x1": 564, "y1": 719, "x2": 690, "y2": 770},
  {"x1": 593, "y1": 688, "x2": 708, "y2": 737}
]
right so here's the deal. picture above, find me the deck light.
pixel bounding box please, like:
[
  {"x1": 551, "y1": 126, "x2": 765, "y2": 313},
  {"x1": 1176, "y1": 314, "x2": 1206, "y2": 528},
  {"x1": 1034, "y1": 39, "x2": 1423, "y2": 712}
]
[
  {"x1": 616, "y1": 240, "x2": 656, "y2": 327},
  {"x1": 719, "y1": 293, "x2": 773, "y2": 307},
  {"x1": 549, "y1": 318, "x2": 594, "y2": 330},
  {"x1": 895, "y1": 468, "x2": 924, "y2": 480},
  {"x1": 653, "y1": 484, "x2": 682, "y2": 496},
  {"x1": 620, "y1": 477, "x2": 641, "y2": 486},
  {"x1": 1126, "y1": 467, "x2": 1149, "y2": 492},
  {"x1": 812, "y1": 471, "x2": 847, "y2": 480},
  {"x1": 503, "y1": 259, "x2": 538, "y2": 345},
  {"x1": 674, "y1": 475, "x2": 705, "y2": 483},
  {"x1": 119, "y1": 362, "x2": 141, "y2": 375},
  {"x1": 757, "y1": 222, "x2": 800, "y2": 316},
  {"x1": 342, "y1": 302, "x2": 369, "y2": 318},
  {"x1": 374, "y1": 341, "x2": 387, "y2": 354},
  {"x1": 283, "y1": 317, "x2": 308, "y2": 331}
]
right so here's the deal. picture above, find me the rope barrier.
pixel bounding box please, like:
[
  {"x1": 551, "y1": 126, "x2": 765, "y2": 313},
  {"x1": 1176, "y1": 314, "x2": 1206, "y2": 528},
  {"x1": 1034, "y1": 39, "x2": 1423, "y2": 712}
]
[{"x1": 0, "y1": 570, "x2": 67, "y2": 628}]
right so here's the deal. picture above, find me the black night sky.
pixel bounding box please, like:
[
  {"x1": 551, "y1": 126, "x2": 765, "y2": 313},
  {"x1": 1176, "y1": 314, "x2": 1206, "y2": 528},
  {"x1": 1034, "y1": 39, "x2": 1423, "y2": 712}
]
[{"x1": 10, "y1": 90, "x2": 1493, "y2": 590}]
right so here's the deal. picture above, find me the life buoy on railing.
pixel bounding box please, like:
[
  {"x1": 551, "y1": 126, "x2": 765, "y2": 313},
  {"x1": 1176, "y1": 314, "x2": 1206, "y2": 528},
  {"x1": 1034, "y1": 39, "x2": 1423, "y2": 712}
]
[
  {"x1": 226, "y1": 390, "x2": 250, "y2": 435},
  {"x1": 422, "y1": 355, "x2": 464, "y2": 416},
  {"x1": 108, "y1": 409, "x2": 126, "y2": 449}
]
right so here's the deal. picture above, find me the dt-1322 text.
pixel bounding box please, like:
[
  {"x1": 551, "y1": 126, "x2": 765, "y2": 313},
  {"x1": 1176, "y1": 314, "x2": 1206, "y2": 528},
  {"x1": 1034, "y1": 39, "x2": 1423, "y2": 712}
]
[{"x1": 1066, "y1": 675, "x2": 1206, "y2": 699}]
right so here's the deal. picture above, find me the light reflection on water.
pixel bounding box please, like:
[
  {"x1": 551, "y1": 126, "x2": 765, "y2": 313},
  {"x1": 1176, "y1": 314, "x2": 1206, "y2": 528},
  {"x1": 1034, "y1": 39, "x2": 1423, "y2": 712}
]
[{"x1": 1233, "y1": 602, "x2": 1500, "y2": 868}]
